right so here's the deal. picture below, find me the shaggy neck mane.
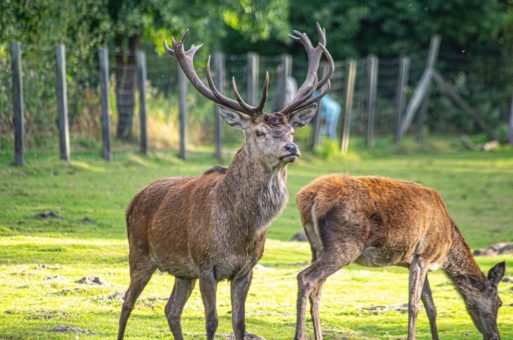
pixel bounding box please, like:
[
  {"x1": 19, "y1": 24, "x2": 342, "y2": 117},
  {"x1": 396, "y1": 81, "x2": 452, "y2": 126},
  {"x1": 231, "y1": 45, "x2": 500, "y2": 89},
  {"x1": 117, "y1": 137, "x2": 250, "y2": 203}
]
[{"x1": 217, "y1": 144, "x2": 288, "y2": 234}]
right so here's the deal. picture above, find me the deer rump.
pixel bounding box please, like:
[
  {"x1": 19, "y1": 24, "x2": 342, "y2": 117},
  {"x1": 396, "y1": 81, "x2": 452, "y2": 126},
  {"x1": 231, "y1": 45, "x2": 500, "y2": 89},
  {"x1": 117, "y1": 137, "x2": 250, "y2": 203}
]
[
  {"x1": 297, "y1": 174, "x2": 453, "y2": 268},
  {"x1": 126, "y1": 169, "x2": 282, "y2": 281}
]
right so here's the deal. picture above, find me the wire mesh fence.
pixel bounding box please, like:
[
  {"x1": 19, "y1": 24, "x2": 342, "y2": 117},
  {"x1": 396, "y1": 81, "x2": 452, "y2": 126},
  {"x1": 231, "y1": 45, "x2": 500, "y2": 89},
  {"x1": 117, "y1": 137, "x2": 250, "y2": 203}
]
[{"x1": 1, "y1": 40, "x2": 512, "y2": 163}]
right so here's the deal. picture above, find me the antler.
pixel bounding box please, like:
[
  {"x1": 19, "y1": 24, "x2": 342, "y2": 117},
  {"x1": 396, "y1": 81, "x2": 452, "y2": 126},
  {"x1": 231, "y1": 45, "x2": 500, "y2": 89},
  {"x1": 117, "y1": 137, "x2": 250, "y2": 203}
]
[
  {"x1": 280, "y1": 23, "x2": 334, "y2": 116},
  {"x1": 164, "y1": 29, "x2": 269, "y2": 117}
]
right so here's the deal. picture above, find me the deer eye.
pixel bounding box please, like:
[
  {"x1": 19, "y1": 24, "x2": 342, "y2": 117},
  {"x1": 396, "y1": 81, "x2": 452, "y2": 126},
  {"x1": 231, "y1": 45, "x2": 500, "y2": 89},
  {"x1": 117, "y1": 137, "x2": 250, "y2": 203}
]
[{"x1": 255, "y1": 130, "x2": 265, "y2": 137}]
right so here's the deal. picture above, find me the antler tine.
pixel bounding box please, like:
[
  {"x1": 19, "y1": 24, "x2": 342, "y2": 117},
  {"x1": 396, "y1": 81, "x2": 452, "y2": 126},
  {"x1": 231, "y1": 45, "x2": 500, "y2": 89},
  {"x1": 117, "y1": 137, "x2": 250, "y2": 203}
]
[
  {"x1": 231, "y1": 77, "x2": 257, "y2": 114},
  {"x1": 317, "y1": 43, "x2": 334, "y2": 89},
  {"x1": 165, "y1": 29, "x2": 256, "y2": 114},
  {"x1": 164, "y1": 39, "x2": 175, "y2": 56},
  {"x1": 294, "y1": 79, "x2": 332, "y2": 112},
  {"x1": 280, "y1": 24, "x2": 333, "y2": 116},
  {"x1": 255, "y1": 71, "x2": 269, "y2": 112},
  {"x1": 315, "y1": 22, "x2": 326, "y2": 46},
  {"x1": 280, "y1": 73, "x2": 318, "y2": 114}
]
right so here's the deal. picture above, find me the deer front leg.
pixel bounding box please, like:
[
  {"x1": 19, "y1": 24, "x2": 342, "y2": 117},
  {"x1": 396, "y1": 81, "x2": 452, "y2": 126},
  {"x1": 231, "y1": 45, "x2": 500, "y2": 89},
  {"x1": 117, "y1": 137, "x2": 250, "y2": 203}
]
[
  {"x1": 421, "y1": 276, "x2": 439, "y2": 340},
  {"x1": 408, "y1": 256, "x2": 428, "y2": 340},
  {"x1": 165, "y1": 277, "x2": 196, "y2": 340},
  {"x1": 230, "y1": 270, "x2": 253, "y2": 340},
  {"x1": 199, "y1": 271, "x2": 218, "y2": 340}
]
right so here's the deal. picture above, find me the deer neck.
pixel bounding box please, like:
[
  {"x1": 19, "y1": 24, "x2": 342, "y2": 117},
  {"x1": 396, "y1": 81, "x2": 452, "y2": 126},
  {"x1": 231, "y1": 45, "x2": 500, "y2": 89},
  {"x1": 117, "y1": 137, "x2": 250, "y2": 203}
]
[
  {"x1": 443, "y1": 224, "x2": 486, "y2": 297},
  {"x1": 217, "y1": 145, "x2": 288, "y2": 234}
]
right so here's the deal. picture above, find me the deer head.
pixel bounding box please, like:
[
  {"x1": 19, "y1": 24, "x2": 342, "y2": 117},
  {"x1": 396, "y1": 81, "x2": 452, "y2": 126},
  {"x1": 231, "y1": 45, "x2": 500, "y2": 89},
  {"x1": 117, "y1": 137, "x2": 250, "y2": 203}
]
[
  {"x1": 461, "y1": 261, "x2": 505, "y2": 339},
  {"x1": 165, "y1": 23, "x2": 334, "y2": 169}
]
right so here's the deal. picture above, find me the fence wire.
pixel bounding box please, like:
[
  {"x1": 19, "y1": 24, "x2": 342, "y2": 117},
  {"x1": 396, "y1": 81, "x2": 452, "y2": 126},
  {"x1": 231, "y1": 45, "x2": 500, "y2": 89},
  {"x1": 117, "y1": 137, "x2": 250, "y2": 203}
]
[{"x1": 1, "y1": 44, "x2": 512, "y2": 157}]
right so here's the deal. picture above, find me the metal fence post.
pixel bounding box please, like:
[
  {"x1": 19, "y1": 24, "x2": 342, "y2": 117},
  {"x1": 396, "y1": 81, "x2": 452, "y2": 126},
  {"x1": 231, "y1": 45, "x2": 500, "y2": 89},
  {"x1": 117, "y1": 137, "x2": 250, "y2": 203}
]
[
  {"x1": 214, "y1": 52, "x2": 225, "y2": 160},
  {"x1": 11, "y1": 42, "x2": 24, "y2": 166},
  {"x1": 366, "y1": 55, "x2": 378, "y2": 147},
  {"x1": 56, "y1": 44, "x2": 70, "y2": 161},
  {"x1": 340, "y1": 59, "x2": 356, "y2": 153},
  {"x1": 136, "y1": 51, "x2": 148, "y2": 155},
  {"x1": 98, "y1": 47, "x2": 112, "y2": 161},
  {"x1": 178, "y1": 67, "x2": 187, "y2": 160},
  {"x1": 395, "y1": 57, "x2": 410, "y2": 142}
]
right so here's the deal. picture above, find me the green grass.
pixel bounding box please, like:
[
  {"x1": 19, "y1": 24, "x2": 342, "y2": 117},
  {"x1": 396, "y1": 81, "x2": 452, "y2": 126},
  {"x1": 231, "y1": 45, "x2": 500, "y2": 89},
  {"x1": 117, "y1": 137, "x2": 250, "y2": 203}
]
[{"x1": 1, "y1": 140, "x2": 513, "y2": 339}]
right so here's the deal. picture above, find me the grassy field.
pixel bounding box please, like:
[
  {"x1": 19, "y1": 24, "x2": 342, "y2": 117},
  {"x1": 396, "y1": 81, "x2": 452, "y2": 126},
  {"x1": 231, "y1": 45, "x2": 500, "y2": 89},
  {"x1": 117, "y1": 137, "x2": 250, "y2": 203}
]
[{"x1": 1, "y1": 141, "x2": 512, "y2": 339}]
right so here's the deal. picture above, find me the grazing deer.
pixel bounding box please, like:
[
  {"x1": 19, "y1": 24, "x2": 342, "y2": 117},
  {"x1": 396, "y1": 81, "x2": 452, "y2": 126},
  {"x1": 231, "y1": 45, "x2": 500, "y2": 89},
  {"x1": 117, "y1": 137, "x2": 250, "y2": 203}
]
[
  {"x1": 117, "y1": 24, "x2": 334, "y2": 340},
  {"x1": 295, "y1": 174, "x2": 506, "y2": 340}
]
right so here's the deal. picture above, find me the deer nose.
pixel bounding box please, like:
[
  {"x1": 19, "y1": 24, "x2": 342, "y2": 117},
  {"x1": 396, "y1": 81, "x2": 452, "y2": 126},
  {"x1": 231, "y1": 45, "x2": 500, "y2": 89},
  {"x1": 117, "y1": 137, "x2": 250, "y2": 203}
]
[{"x1": 284, "y1": 143, "x2": 298, "y2": 155}]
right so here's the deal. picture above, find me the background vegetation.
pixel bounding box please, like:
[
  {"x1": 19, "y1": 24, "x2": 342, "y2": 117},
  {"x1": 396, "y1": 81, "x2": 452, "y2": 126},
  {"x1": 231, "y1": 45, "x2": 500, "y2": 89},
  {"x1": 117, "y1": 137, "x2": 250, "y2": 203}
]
[{"x1": 1, "y1": 0, "x2": 513, "y2": 150}]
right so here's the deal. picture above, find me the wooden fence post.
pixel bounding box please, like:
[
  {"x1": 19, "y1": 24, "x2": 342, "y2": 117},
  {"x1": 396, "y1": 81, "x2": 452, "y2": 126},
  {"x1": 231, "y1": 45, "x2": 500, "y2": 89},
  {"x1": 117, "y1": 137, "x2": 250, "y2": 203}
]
[
  {"x1": 310, "y1": 62, "x2": 329, "y2": 149},
  {"x1": 178, "y1": 67, "x2": 187, "y2": 160},
  {"x1": 214, "y1": 52, "x2": 225, "y2": 160},
  {"x1": 98, "y1": 47, "x2": 112, "y2": 161},
  {"x1": 273, "y1": 54, "x2": 292, "y2": 111},
  {"x1": 399, "y1": 36, "x2": 440, "y2": 139},
  {"x1": 247, "y1": 52, "x2": 259, "y2": 105},
  {"x1": 136, "y1": 51, "x2": 148, "y2": 155},
  {"x1": 366, "y1": 55, "x2": 378, "y2": 147},
  {"x1": 11, "y1": 42, "x2": 24, "y2": 166},
  {"x1": 395, "y1": 57, "x2": 410, "y2": 142},
  {"x1": 55, "y1": 44, "x2": 70, "y2": 161},
  {"x1": 340, "y1": 59, "x2": 357, "y2": 153},
  {"x1": 509, "y1": 95, "x2": 513, "y2": 145}
]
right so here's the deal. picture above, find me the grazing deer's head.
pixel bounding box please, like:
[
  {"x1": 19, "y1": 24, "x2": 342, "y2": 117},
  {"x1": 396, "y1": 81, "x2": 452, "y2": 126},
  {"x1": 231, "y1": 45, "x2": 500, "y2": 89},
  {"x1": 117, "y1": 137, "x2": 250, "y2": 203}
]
[
  {"x1": 463, "y1": 261, "x2": 505, "y2": 339},
  {"x1": 165, "y1": 23, "x2": 334, "y2": 169}
]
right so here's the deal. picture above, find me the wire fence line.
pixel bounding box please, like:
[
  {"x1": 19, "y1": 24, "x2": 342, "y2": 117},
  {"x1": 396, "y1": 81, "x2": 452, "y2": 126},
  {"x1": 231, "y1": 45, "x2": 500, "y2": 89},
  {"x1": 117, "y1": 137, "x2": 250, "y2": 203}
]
[{"x1": 1, "y1": 40, "x2": 512, "y2": 164}]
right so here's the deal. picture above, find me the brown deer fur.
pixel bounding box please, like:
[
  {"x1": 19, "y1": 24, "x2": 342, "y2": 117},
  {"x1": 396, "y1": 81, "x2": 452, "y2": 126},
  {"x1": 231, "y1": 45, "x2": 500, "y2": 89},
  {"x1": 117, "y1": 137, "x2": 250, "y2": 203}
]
[
  {"x1": 117, "y1": 107, "x2": 320, "y2": 340},
  {"x1": 295, "y1": 174, "x2": 505, "y2": 340},
  {"x1": 117, "y1": 24, "x2": 334, "y2": 340}
]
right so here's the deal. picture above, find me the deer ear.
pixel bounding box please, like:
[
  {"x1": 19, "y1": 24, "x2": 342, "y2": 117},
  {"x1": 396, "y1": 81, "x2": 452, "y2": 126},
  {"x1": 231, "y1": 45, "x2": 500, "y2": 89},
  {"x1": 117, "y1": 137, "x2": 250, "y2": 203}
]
[
  {"x1": 216, "y1": 105, "x2": 250, "y2": 130},
  {"x1": 288, "y1": 103, "x2": 318, "y2": 128},
  {"x1": 487, "y1": 261, "x2": 506, "y2": 286}
]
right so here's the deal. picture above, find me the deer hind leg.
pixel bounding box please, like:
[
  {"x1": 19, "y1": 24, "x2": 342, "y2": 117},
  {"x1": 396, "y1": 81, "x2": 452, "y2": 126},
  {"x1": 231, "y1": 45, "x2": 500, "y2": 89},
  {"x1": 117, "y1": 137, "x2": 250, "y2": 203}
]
[
  {"x1": 165, "y1": 277, "x2": 197, "y2": 340},
  {"x1": 295, "y1": 255, "x2": 352, "y2": 340},
  {"x1": 199, "y1": 271, "x2": 218, "y2": 340},
  {"x1": 309, "y1": 278, "x2": 326, "y2": 340},
  {"x1": 117, "y1": 255, "x2": 156, "y2": 340},
  {"x1": 421, "y1": 276, "x2": 439, "y2": 340},
  {"x1": 408, "y1": 256, "x2": 428, "y2": 340}
]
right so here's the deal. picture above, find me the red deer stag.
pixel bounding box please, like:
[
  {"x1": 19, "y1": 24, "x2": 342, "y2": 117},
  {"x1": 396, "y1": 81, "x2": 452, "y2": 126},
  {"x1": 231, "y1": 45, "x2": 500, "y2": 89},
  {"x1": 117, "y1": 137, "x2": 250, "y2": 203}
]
[
  {"x1": 295, "y1": 175, "x2": 505, "y2": 340},
  {"x1": 117, "y1": 24, "x2": 334, "y2": 340}
]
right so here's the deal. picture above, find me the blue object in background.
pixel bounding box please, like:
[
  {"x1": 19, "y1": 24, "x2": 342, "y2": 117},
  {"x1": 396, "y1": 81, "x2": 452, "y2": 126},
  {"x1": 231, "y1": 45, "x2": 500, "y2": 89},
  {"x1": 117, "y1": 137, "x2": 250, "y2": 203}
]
[{"x1": 320, "y1": 94, "x2": 341, "y2": 138}]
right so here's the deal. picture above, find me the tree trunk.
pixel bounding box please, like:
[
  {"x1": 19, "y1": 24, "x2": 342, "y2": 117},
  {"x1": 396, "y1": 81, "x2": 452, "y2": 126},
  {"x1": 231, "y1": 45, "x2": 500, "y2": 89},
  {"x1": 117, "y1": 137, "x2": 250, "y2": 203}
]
[{"x1": 115, "y1": 34, "x2": 139, "y2": 140}]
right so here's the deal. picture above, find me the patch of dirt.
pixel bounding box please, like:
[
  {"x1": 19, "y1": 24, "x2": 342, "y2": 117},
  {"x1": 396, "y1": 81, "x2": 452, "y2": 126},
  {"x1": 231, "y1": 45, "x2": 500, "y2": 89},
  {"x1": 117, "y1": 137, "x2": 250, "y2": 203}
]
[
  {"x1": 47, "y1": 325, "x2": 94, "y2": 335},
  {"x1": 34, "y1": 211, "x2": 60, "y2": 219},
  {"x1": 225, "y1": 332, "x2": 266, "y2": 339},
  {"x1": 43, "y1": 275, "x2": 68, "y2": 283},
  {"x1": 76, "y1": 276, "x2": 109, "y2": 285},
  {"x1": 35, "y1": 264, "x2": 60, "y2": 270},
  {"x1": 473, "y1": 243, "x2": 513, "y2": 256},
  {"x1": 362, "y1": 303, "x2": 423, "y2": 314},
  {"x1": 291, "y1": 231, "x2": 308, "y2": 242},
  {"x1": 93, "y1": 292, "x2": 124, "y2": 303},
  {"x1": 26, "y1": 310, "x2": 71, "y2": 320},
  {"x1": 80, "y1": 217, "x2": 97, "y2": 223},
  {"x1": 53, "y1": 288, "x2": 85, "y2": 296}
]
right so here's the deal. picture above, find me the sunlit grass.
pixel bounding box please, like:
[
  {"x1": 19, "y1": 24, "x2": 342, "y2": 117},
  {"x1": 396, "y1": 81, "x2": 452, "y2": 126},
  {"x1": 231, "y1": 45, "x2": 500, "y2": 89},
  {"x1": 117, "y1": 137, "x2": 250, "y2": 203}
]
[{"x1": 0, "y1": 143, "x2": 512, "y2": 338}]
